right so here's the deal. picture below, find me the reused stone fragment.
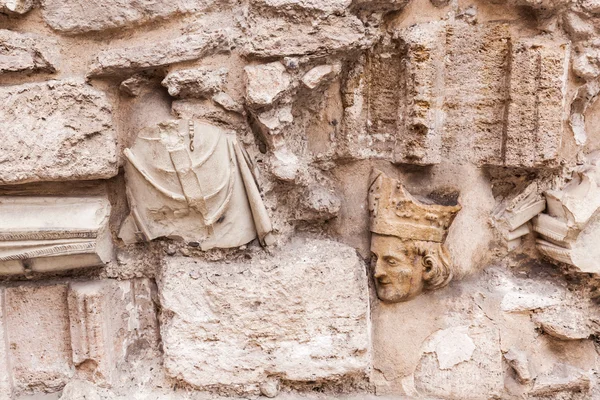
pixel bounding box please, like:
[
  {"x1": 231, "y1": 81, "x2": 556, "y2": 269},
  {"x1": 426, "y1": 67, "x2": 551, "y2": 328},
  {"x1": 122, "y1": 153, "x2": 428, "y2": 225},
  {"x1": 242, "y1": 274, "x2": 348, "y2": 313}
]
[
  {"x1": 41, "y1": 0, "x2": 199, "y2": 34},
  {"x1": 244, "y1": 15, "x2": 368, "y2": 58},
  {"x1": 0, "y1": 79, "x2": 117, "y2": 184},
  {"x1": 504, "y1": 348, "x2": 532, "y2": 384},
  {"x1": 0, "y1": 29, "x2": 58, "y2": 74},
  {"x1": 301, "y1": 64, "x2": 340, "y2": 89},
  {"x1": 162, "y1": 67, "x2": 228, "y2": 98},
  {"x1": 532, "y1": 306, "x2": 595, "y2": 340},
  {"x1": 158, "y1": 239, "x2": 370, "y2": 394},
  {"x1": 351, "y1": 0, "x2": 410, "y2": 11},
  {"x1": 0, "y1": 0, "x2": 34, "y2": 14},
  {"x1": 89, "y1": 31, "x2": 228, "y2": 77},
  {"x1": 531, "y1": 364, "x2": 591, "y2": 396},
  {"x1": 252, "y1": 0, "x2": 351, "y2": 14},
  {"x1": 244, "y1": 62, "x2": 291, "y2": 107}
]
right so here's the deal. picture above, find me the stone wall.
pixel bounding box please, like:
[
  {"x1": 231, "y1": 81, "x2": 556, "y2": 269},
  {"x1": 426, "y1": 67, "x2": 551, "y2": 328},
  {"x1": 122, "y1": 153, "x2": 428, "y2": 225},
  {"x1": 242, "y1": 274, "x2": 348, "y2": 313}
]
[{"x1": 1, "y1": 0, "x2": 600, "y2": 399}]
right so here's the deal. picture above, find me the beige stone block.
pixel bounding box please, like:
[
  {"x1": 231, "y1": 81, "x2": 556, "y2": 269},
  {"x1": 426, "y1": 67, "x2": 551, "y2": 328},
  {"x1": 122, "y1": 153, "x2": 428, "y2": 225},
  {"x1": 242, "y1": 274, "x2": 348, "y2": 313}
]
[
  {"x1": 0, "y1": 288, "x2": 12, "y2": 399},
  {"x1": 88, "y1": 32, "x2": 229, "y2": 77},
  {"x1": 158, "y1": 238, "x2": 370, "y2": 394},
  {"x1": 252, "y1": 0, "x2": 351, "y2": 14},
  {"x1": 504, "y1": 39, "x2": 570, "y2": 168},
  {"x1": 0, "y1": 80, "x2": 117, "y2": 185},
  {"x1": 162, "y1": 67, "x2": 228, "y2": 99},
  {"x1": 244, "y1": 62, "x2": 291, "y2": 107},
  {"x1": 4, "y1": 284, "x2": 73, "y2": 395},
  {"x1": 0, "y1": 30, "x2": 58, "y2": 75},
  {"x1": 0, "y1": 0, "x2": 33, "y2": 14},
  {"x1": 394, "y1": 21, "x2": 446, "y2": 165}
]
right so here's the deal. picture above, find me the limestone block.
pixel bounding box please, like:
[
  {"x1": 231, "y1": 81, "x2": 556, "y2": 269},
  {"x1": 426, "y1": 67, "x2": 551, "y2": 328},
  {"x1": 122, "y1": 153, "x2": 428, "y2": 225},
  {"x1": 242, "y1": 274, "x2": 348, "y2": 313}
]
[
  {"x1": 243, "y1": 16, "x2": 368, "y2": 58},
  {"x1": 0, "y1": 79, "x2": 117, "y2": 185},
  {"x1": 504, "y1": 39, "x2": 570, "y2": 168},
  {"x1": 301, "y1": 64, "x2": 340, "y2": 90},
  {"x1": 119, "y1": 120, "x2": 273, "y2": 249},
  {"x1": 158, "y1": 239, "x2": 370, "y2": 394},
  {"x1": 0, "y1": 0, "x2": 33, "y2": 14},
  {"x1": 162, "y1": 67, "x2": 228, "y2": 98},
  {"x1": 0, "y1": 196, "x2": 113, "y2": 276},
  {"x1": 41, "y1": 0, "x2": 203, "y2": 34},
  {"x1": 532, "y1": 306, "x2": 595, "y2": 340},
  {"x1": 393, "y1": 22, "x2": 446, "y2": 165},
  {"x1": 244, "y1": 62, "x2": 291, "y2": 107},
  {"x1": 88, "y1": 31, "x2": 228, "y2": 77},
  {"x1": 68, "y1": 279, "x2": 159, "y2": 385},
  {"x1": 504, "y1": 348, "x2": 532, "y2": 384},
  {"x1": 59, "y1": 380, "x2": 115, "y2": 400},
  {"x1": 0, "y1": 30, "x2": 58, "y2": 74},
  {"x1": 4, "y1": 284, "x2": 74, "y2": 394}
]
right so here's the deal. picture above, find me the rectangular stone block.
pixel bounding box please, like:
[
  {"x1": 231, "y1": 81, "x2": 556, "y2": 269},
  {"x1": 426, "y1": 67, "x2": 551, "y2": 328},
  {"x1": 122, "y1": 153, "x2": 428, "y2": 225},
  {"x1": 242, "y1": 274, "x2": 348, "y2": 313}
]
[
  {"x1": 504, "y1": 39, "x2": 570, "y2": 168},
  {"x1": 89, "y1": 32, "x2": 228, "y2": 77},
  {"x1": 4, "y1": 284, "x2": 73, "y2": 394},
  {"x1": 0, "y1": 29, "x2": 58, "y2": 75},
  {"x1": 0, "y1": 79, "x2": 117, "y2": 185},
  {"x1": 394, "y1": 21, "x2": 446, "y2": 165},
  {"x1": 159, "y1": 239, "x2": 370, "y2": 395},
  {"x1": 443, "y1": 22, "x2": 510, "y2": 165}
]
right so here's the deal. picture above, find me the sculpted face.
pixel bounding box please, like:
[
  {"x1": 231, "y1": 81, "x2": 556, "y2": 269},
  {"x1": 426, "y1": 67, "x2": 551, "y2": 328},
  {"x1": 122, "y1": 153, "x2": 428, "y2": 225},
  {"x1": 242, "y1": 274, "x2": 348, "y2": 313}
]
[{"x1": 370, "y1": 233, "x2": 424, "y2": 303}]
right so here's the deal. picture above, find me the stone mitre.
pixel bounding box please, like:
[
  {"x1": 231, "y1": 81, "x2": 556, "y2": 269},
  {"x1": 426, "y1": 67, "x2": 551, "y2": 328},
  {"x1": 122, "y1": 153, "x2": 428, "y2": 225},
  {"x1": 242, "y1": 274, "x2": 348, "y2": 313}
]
[{"x1": 368, "y1": 170, "x2": 461, "y2": 242}]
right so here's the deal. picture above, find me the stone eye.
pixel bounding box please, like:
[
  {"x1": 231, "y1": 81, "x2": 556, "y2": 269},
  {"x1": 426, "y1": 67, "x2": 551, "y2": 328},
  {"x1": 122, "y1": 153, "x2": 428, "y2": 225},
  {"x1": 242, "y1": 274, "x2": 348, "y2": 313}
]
[{"x1": 385, "y1": 257, "x2": 398, "y2": 266}]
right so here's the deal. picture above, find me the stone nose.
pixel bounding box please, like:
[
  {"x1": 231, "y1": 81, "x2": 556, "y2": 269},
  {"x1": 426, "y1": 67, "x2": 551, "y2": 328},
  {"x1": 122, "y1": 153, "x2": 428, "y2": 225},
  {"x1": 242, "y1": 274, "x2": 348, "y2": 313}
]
[{"x1": 373, "y1": 259, "x2": 386, "y2": 279}]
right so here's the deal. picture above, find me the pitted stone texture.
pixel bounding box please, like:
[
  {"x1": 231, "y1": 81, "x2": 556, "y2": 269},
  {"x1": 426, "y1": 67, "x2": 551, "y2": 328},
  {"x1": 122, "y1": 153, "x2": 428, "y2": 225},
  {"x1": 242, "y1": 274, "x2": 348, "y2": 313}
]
[
  {"x1": 0, "y1": 80, "x2": 117, "y2": 185},
  {"x1": 0, "y1": 29, "x2": 58, "y2": 75},
  {"x1": 0, "y1": 289, "x2": 12, "y2": 399},
  {"x1": 352, "y1": 0, "x2": 410, "y2": 11},
  {"x1": 0, "y1": 279, "x2": 158, "y2": 396},
  {"x1": 5, "y1": 285, "x2": 74, "y2": 394},
  {"x1": 89, "y1": 31, "x2": 228, "y2": 77},
  {"x1": 159, "y1": 239, "x2": 370, "y2": 394},
  {"x1": 41, "y1": 0, "x2": 207, "y2": 34},
  {"x1": 162, "y1": 67, "x2": 228, "y2": 98},
  {"x1": 0, "y1": 0, "x2": 33, "y2": 14},
  {"x1": 244, "y1": 62, "x2": 291, "y2": 107},
  {"x1": 243, "y1": 15, "x2": 368, "y2": 58},
  {"x1": 252, "y1": 0, "x2": 352, "y2": 14}
]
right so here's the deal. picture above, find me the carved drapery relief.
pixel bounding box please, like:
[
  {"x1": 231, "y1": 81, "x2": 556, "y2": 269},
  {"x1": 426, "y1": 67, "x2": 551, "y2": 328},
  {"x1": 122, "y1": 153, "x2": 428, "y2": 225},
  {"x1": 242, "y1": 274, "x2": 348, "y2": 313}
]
[
  {"x1": 119, "y1": 119, "x2": 273, "y2": 250},
  {"x1": 534, "y1": 153, "x2": 600, "y2": 273},
  {"x1": 0, "y1": 196, "x2": 113, "y2": 275},
  {"x1": 368, "y1": 170, "x2": 461, "y2": 303}
]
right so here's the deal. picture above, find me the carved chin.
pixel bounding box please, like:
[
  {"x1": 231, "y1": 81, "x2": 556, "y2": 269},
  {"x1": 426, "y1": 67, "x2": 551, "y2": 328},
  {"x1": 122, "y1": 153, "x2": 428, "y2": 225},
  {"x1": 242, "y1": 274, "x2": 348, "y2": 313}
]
[{"x1": 375, "y1": 283, "x2": 414, "y2": 303}]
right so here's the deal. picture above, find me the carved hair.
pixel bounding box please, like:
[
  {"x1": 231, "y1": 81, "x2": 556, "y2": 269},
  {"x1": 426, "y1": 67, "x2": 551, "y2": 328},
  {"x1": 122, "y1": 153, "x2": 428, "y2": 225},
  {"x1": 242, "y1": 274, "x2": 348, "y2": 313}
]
[{"x1": 414, "y1": 241, "x2": 454, "y2": 291}]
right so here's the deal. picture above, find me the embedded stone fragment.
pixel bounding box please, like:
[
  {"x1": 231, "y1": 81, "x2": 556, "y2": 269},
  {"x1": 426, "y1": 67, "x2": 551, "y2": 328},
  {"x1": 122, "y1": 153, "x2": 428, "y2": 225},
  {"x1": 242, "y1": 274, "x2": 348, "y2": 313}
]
[
  {"x1": 212, "y1": 92, "x2": 243, "y2": 114},
  {"x1": 301, "y1": 64, "x2": 340, "y2": 89},
  {"x1": 120, "y1": 120, "x2": 274, "y2": 249},
  {"x1": 0, "y1": 29, "x2": 58, "y2": 74},
  {"x1": 162, "y1": 67, "x2": 228, "y2": 98},
  {"x1": 59, "y1": 380, "x2": 115, "y2": 400},
  {"x1": 531, "y1": 364, "x2": 591, "y2": 396},
  {"x1": 532, "y1": 306, "x2": 595, "y2": 341},
  {"x1": 244, "y1": 16, "x2": 368, "y2": 58},
  {"x1": 501, "y1": 292, "x2": 562, "y2": 313},
  {"x1": 158, "y1": 239, "x2": 370, "y2": 394},
  {"x1": 534, "y1": 153, "x2": 600, "y2": 273},
  {"x1": 563, "y1": 12, "x2": 596, "y2": 41},
  {"x1": 393, "y1": 21, "x2": 446, "y2": 165},
  {"x1": 351, "y1": 0, "x2": 410, "y2": 11},
  {"x1": 0, "y1": 0, "x2": 33, "y2": 14},
  {"x1": 573, "y1": 43, "x2": 600, "y2": 81},
  {"x1": 0, "y1": 196, "x2": 113, "y2": 276},
  {"x1": 504, "y1": 348, "x2": 532, "y2": 384},
  {"x1": 569, "y1": 77, "x2": 600, "y2": 145},
  {"x1": 422, "y1": 326, "x2": 476, "y2": 370},
  {"x1": 504, "y1": 39, "x2": 570, "y2": 168},
  {"x1": 296, "y1": 184, "x2": 341, "y2": 221},
  {"x1": 4, "y1": 285, "x2": 74, "y2": 394},
  {"x1": 89, "y1": 31, "x2": 228, "y2": 77},
  {"x1": 244, "y1": 62, "x2": 291, "y2": 107},
  {"x1": 41, "y1": 0, "x2": 198, "y2": 34},
  {"x1": 0, "y1": 79, "x2": 117, "y2": 184}
]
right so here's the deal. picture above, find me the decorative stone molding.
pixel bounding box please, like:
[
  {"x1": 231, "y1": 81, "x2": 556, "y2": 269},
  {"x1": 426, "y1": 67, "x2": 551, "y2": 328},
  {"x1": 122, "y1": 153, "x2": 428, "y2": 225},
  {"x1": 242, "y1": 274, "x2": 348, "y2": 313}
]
[
  {"x1": 368, "y1": 170, "x2": 461, "y2": 303},
  {"x1": 0, "y1": 196, "x2": 113, "y2": 276},
  {"x1": 119, "y1": 119, "x2": 273, "y2": 250}
]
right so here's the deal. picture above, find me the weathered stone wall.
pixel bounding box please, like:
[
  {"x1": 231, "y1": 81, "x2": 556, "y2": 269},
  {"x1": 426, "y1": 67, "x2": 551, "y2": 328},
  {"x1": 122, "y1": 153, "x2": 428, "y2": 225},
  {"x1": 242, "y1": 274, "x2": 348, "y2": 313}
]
[{"x1": 2, "y1": 0, "x2": 600, "y2": 399}]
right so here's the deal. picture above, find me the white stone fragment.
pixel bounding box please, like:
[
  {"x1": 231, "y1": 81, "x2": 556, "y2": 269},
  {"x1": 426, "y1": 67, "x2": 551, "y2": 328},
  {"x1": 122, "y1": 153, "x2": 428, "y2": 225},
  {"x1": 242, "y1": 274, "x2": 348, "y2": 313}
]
[
  {"x1": 253, "y1": 0, "x2": 352, "y2": 14},
  {"x1": 244, "y1": 62, "x2": 291, "y2": 107},
  {"x1": 158, "y1": 239, "x2": 370, "y2": 394},
  {"x1": 0, "y1": 0, "x2": 34, "y2": 14},
  {"x1": 423, "y1": 326, "x2": 476, "y2": 370},
  {"x1": 0, "y1": 29, "x2": 58, "y2": 74},
  {"x1": 504, "y1": 348, "x2": 533, "y2": 384},
  {"x1": 162, "y1": 67, "x2": 228, "y2": 98},
  {"x1": 501, "y1": 292, "x2": 562, "y2": 313},
  {"x1": 0, "y1": 79, "x2": 117, "y2": 185},
  {"x1": 301, "y1": 64, "x2": 340, "y2": 89},
  {"x1": 531, "y1": 364, "x2": 591, "y2": 396}
]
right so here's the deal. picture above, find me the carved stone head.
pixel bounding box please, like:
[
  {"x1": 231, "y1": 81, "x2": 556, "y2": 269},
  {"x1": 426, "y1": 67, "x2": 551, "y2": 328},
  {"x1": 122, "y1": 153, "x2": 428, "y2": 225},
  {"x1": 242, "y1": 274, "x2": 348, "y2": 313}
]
[{"x1": 368, "y1": 170, "x2": 461, "y2": 303}]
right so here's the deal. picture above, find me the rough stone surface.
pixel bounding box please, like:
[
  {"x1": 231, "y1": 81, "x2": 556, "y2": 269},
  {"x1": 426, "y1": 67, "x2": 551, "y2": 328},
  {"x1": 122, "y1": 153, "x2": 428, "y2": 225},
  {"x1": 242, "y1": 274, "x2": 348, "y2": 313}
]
[
  {"x1": 0, "y1": 30, "x2": 58, "y2": 75},
  {"x1": 158, "y1": 239, "x2": 370, "y2": 394},
  {"x1": 0, "y1": 0, "x2": 33, "y2": 14},
  {"x1": 162, "y1": 67, "x2": 228, "y2": 98},
  {"x1": 89, "y1": 31, "x2": 228, "y2": 77},
  {"x1": 531, "y1": 364, "x2": 591, "y2": 396},
  {"x1": 0, "y1": 80, "x2": 117, "y2": 185},
  {"x1": 244, "y1": 62, "x2": 291, "y2": 107},
  {"x1": 41, "y1": 0, "x2": 200, "y2": 34}
]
